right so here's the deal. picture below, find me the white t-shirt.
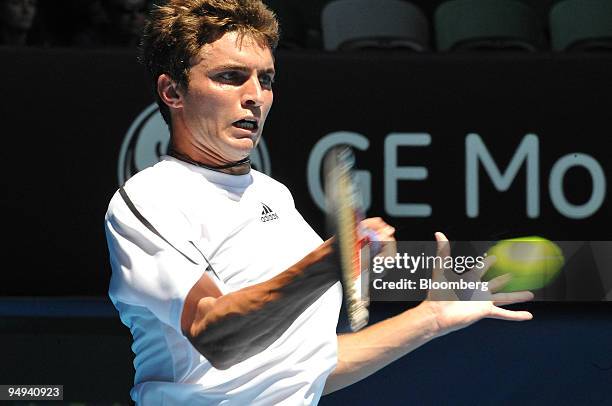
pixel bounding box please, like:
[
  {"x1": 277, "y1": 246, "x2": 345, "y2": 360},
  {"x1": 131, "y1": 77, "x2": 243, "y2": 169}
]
[{"x1": 105, "y1": 156, "x2": 342, "y2": 405}]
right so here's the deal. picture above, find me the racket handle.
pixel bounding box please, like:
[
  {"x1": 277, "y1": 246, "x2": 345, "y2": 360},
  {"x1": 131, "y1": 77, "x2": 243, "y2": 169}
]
[{"x1": 363, "y1": 229, "x2": 383, "y2": 257}]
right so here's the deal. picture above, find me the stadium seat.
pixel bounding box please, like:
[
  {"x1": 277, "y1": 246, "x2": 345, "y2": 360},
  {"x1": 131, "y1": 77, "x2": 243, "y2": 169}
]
[
  {"x1": 321, "y1": 0, "x2": 429, "y2": 51},
  {"x1": 550, "y1": 0, "x2": 612, "y2": 51},
  {"x1": 265, "y1": 0, "x2": 307, "y2": 48},
  {"x1": 434, "y1": 0, "x2": 544, "y2": 52}
]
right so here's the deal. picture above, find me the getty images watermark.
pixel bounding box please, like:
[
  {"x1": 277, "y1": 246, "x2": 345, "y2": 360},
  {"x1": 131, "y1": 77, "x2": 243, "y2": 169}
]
[
  {"x1": 372, "y1": 251, "x2": 489, "y2": 292},
  {"x1": 365, "y1": 240, "x2": 612, "y2": 301}
]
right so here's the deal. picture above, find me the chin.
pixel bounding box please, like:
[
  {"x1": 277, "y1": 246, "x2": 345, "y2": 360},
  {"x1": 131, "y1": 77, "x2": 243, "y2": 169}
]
[
  {"x1": 232, "y1": 139, "x2": 255, "y2": 155},
  {"x1": 225, "y1": 148, "x2": 252, "y2": 162}
]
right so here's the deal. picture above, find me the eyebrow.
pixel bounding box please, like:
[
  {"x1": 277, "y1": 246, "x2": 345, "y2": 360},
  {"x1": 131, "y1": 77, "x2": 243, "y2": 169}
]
[{"x1": 211, "y1": 64, "x2": 276, "y2": 75}]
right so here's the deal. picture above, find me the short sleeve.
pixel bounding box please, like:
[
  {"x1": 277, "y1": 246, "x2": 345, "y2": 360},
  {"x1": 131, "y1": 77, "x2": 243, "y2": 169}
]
[{"x1": 104, "y1": 190, "x2": 208, "y2": 334}]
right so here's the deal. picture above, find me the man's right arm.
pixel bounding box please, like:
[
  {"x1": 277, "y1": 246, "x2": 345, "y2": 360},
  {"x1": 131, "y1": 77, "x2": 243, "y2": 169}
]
[
  {"x1": 107, "y1": 187, "x2": 394, "y2": 371},
  {"x1": 180, "y1": 238, "x2": 338, "y2": 370}
]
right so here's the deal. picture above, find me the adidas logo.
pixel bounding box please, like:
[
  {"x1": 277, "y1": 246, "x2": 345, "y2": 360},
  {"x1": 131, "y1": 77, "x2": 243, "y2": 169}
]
[{"x1": 260, "y1": 203, "x2": 279, "y2": 222}]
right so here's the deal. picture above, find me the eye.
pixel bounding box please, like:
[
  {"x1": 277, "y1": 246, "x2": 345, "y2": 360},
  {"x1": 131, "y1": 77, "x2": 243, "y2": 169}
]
[
  {"x1": 215, "y1": 71, "x2": 247, "y2": 85},
  {"x1": 259, "y1": 74, "x2": 274, "y2": 90}
]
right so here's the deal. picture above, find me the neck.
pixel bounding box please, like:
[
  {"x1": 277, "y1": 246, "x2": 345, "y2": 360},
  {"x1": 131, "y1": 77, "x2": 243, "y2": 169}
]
[{"x1": 168, "y1": 147, "x2": 251, "y2": 175}]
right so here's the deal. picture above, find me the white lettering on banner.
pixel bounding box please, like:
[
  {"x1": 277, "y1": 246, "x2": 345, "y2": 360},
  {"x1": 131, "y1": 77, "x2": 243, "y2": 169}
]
[
  {"x1": 549, "y1": 153, "x2": 606, "y2": 219},
  {"x1": 466, "y1": 133, "x2": 606, "y2": 219},
  {"x1": 466, "y1": 133, "x2": 540, "y2": 218},
  {"x1": 385, "y1": 133, "x2": 432, "y2": 217},
  {"x1": 307, "y1": 132, "x2": 606, "y2": 219}
]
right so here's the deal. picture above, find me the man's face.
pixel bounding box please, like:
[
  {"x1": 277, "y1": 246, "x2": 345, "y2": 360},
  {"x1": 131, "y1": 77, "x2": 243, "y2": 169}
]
[
  {"x1": 177, "y1": 31, "x2": 275, "y2": 164},
  {"x1": 1, "y1": 0, "x2": 37, "y2": 31},
  {"x1": 109, "y1": 0, "x2": 146, "y2": 37}
]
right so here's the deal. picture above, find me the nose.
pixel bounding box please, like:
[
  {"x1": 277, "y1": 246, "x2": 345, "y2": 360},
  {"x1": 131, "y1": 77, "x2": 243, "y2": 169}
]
[{"x1": 241, "y1": 74, "x2": 264, "y2": 108}]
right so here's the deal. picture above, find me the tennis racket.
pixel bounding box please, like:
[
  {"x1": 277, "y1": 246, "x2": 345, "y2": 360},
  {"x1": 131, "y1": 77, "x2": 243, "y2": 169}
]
[{"x1": 324, "y1": 146, "x2": 371, "y2": 331}]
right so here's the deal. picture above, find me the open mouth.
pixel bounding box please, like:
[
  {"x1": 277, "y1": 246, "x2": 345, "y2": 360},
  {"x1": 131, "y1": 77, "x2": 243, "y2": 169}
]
[{"x1": 233, "y1": 119, "x2": 259, "y2": 131}]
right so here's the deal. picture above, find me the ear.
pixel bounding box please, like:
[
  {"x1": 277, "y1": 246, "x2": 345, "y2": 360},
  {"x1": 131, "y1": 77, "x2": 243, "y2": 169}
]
[{"x1": 157, "y1": 74, "x2": 183, "y2": 109}]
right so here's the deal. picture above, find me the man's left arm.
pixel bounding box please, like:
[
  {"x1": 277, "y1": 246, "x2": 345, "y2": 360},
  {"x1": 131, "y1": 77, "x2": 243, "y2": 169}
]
[
  {"x1": 322, "y1": 217, "x2": 437, "y2": 394},
  {"x1": 324, "y1": 231, "x2": 534, "y2": 394},
  {"x1": 323, "y1": 301, "x2": 439, "y2": 394}
]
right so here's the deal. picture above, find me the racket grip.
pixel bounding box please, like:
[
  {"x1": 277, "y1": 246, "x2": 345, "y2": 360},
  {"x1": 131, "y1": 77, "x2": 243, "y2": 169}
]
[{"x1": 363, "y1": 229, "x2": 383, "y2": 257}]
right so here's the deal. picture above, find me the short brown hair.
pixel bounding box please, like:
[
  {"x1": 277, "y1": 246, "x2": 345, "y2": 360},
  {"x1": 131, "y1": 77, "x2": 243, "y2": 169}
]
[{"x1": 140, "y1": 0, "x2": 279, "y2": 125}]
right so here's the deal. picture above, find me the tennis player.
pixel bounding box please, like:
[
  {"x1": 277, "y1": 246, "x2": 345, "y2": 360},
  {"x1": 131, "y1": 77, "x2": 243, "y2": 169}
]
[{"x1": 104, "y1": 1, "x2": 534, "y2": 404}]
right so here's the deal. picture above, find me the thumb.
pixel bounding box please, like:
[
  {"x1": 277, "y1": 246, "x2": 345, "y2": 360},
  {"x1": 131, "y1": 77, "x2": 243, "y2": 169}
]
[{"x1": 435, "y1": 232, "x2": 450, "y2": 258}]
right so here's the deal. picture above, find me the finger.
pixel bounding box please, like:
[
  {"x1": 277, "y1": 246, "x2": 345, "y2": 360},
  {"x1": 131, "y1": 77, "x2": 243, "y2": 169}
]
[
  {"x1": 474, "y1": 254, "x2": 497, "y2": 279},
  {"x1": 492, "y1": 291, "x2": 535, "y2": 305},
  {"x1": 377, "y1": 225, "x2": 396, "y2": 239},
  {"x1": 361, "y1": 217, "x2": 384, "y2": 229},
  {"x1": 488, "y1": 306, "x2": 533, "y2": 321},
  {"x1": 380, "y1": 239, "x2": 397, "y2": 258},
  {"x1": 362, "y1": 218, "x2": 395, "y2": 237},
  {"x1": 432, "y1": 232, "x2": 451, "y2": 281},
  {"x1": 435, "y1": 232, "x2": 450, "y2": 258},
  {"x1": 486, "y1": 272, "x2": 511, "y2": 293}
]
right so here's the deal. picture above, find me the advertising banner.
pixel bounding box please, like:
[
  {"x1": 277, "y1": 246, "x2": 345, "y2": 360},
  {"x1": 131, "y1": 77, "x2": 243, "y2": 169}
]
[{"x1": 2, "y1": 49, "x2": 611, "y2": 295}]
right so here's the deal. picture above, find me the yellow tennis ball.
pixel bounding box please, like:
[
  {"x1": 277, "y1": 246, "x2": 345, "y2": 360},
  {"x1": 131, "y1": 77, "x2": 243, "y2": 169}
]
[{"x1": 482, "y1": 236, "x2": 564, "y2": 292}]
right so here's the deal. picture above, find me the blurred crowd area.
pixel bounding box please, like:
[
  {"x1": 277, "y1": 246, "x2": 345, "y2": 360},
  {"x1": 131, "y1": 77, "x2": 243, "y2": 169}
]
[
  {"x1": 1, "y1": 0, "x2": 566, "y2": 50},
  {"x1": 0, "y1": 0, "x2": 153, "y2": 48},
  {"x1": 0, "y1": 0, "x2": 333, "y2": 49},
  {"x1": 4, "y1": 0, "x2": 609, "y2": 53}
]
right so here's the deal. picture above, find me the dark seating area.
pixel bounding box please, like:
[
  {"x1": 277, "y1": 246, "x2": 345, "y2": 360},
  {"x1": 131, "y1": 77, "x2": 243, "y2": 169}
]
[{"x1": 2, "y1": 1, "x2": 611, "y2": 52}]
